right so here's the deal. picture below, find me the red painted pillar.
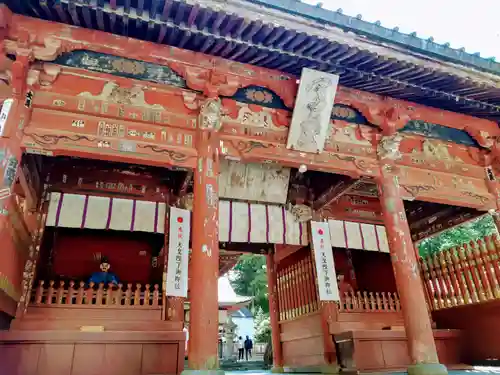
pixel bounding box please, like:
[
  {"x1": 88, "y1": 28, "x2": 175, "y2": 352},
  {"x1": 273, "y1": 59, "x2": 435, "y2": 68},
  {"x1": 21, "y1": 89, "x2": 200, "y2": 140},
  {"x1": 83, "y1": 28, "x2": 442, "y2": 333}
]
[
  {"x1": 266, "y1": 249, "x2": 283, "y2": 369},
  {"x1": 186, "y1": 99, "x2": 222, "y2": 373},
  {"x1": 377, "y1": 136, "x2": 447, "y2": 375},
  {"x1": 0, "y1": 56, "x2": 32, "y2": 318}
]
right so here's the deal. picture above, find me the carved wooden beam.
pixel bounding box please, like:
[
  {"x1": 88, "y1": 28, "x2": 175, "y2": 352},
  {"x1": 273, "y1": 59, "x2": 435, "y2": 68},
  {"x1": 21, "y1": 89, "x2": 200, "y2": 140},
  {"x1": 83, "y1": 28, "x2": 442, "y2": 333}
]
[
  {"x1": 408, "y1": 206, "x2": 458, "y2": 231},
  {"x1": 219, "y1": 253, "x2": 242, "y2": 275},
  {"x1": 313, "y1": 177, "x2": 365, "y2": 211},
  {"x1": 17, "y1": 165, "x2": 37, "y2": 211},
  {"x1": 411, "y1": 208, "x2": 483, "y2": 242}
]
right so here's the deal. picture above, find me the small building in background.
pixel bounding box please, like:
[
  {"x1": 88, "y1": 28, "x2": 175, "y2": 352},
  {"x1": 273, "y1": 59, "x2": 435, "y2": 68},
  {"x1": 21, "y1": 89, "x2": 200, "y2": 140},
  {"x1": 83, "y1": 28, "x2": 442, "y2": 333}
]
[{"x1": 230, "y1": 307, "x2": 255, "y2": 340}]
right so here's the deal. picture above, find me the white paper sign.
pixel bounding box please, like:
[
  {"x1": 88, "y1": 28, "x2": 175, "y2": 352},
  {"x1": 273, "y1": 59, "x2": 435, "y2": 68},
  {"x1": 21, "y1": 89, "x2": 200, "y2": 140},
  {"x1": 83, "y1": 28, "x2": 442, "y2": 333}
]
[
  {"x1": 311, "y1": 221, "x2": 340, "y2": 301},
  {"x1": 0, "y1": 99, "x2": 14, "y2": 137},
  {"x1": 287, "y1": 68, "x2": 339, "y2": 153},
  {"x1": 166, "y1": 207, "x2": 191, "y2": 297}
]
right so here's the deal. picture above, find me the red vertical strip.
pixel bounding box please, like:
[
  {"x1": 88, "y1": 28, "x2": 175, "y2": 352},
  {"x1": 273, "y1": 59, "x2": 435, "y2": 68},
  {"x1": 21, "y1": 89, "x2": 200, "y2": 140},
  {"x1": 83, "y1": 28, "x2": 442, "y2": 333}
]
[
  {"x1": 130, "y1": 200, "x2": 137, "y2": 232},
  {"x1": 80, "y1": 195, "x2": 89, "y2": 229},
  {"x1": 105, "y1": 198, "x2": 114, "y2": 230},
  {"x1": 358, "y1": 223, "x2": 365, "y2": 250},
  {"x1": 154, "y1": 202, "x2": 159, "y2": 233},
  {"x1": 374, "y1": 225, "x2": 381, "y2": 251},
  {"x1": 297, "y1": 259, "x2": 308, "y2": 314},
  {"x1": 281, "y1": 206, "x2": 287, "y2": 244},
  {"x1": 285, "y1": 267, "x2": 291, "y2": 320},
  {"x1": 247, "y1": 203, "x2": 252, "y2": 243},
  {"x1": 228, "y1": 201, "x2": 233, "y2": 243},
  {"x1": 290, "y1": 263, "x2": 298, "y2": 318},
  {"x1": 265, "y1": 205, "x2": 270, "y2": 243},
  {"x1": 54, "y1": 192, "x2": 64, "y2": 227},
  {"x1": 343, "y1": 220, "x2": 349, "y2": 248}
]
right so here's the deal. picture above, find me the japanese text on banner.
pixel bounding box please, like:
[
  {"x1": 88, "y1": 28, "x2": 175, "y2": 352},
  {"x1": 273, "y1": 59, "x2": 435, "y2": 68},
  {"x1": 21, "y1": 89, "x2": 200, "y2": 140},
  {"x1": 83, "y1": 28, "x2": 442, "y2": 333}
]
[
  {"x1": 166, "y1": 207, "x2": 190, "y2": 297},
  {"x1": 311, "y1": 221, "x2": 340, "y2": 301}
]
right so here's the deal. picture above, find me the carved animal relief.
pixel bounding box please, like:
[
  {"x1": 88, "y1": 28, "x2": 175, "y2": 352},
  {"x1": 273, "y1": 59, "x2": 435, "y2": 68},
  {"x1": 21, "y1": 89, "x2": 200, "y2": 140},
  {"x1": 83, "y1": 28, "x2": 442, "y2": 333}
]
[
  {"x1": 219, "y1": 160, "x2": 291, "y2": 204},
  {"x1": 413, "y1": 139, "x2": 463, "y2": 163},
  {"x1": 78, "y1": 82, "x2": 165, "y2": 110},
  {"x1": 199, "y1": 98, "x2": 222, "y2": 131}
]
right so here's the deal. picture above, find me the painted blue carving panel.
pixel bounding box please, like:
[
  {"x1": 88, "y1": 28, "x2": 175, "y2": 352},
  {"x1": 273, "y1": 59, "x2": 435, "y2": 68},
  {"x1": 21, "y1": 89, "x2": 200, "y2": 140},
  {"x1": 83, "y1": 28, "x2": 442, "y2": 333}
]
[
  {"x1": 53, "y1": 50, "x2": 187, "y2": 89},
  {"x1": 400, "y1": 120, "x2": 479, "y2": 147},
  {"x1": 227, "y1": 85, "x2": 289, "y2": 110},
  {"x1": 331, "y1": 103, "x2": 368, "y2": 125}
]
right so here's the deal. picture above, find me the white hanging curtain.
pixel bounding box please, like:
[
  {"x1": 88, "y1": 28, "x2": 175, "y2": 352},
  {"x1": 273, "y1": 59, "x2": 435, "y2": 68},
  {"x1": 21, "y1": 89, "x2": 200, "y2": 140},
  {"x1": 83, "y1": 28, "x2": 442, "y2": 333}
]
[
  {"x1": 328, "y1": 219, "x2": 390, "y2": 253},
  {"x1": 46, "y1": 192, "x2": 166, "y2": 234}
]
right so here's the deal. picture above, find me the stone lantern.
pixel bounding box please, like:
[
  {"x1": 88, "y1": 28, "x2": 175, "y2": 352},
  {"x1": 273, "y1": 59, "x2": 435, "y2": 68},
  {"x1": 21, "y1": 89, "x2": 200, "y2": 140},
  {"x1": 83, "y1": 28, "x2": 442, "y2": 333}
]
[{"x1": 223, "y1": 315, "x2": 237, "y2": 360}]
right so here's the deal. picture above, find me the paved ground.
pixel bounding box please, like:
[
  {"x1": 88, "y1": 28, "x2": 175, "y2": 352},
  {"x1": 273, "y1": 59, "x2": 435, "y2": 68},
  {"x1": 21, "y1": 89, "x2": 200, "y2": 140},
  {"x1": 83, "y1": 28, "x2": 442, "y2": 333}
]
[{"x1": 225, "y1": 367, "x2": 500, "y2": 375}]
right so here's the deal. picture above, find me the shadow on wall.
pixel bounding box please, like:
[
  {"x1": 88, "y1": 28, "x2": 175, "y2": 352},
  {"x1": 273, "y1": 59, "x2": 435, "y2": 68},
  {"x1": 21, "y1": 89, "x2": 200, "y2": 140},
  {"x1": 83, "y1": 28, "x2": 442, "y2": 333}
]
[
  {"x1": 433, "y1": 300, "x2": 500, "y2": 364},
  {"x1": 0, "y1": 311, "x2": 12, "y2": 330}
]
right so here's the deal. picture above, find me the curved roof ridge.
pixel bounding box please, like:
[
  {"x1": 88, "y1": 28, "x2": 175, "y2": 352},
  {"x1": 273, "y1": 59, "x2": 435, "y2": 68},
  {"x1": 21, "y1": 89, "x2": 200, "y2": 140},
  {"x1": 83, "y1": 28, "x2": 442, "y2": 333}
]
[{"x1": 245, "y1": 0, "x2": 500, "y2": 77}]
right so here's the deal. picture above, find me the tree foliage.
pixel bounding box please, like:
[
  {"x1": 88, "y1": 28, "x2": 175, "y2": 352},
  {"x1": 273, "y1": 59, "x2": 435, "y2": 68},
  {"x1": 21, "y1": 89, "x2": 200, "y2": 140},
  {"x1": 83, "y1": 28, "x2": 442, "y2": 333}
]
[
  {"x1": 253, "y1": 307, "x2": 271, "y2": 343},
  {"x1": 230, "y1": 254, "x2": 269, "y2": 314},
  {"x1": 418, "y1": 215, "x2": 497, "y2": 257},
  {"x1": 230, "y1": 254, "x2": 272, "y2": 345}
]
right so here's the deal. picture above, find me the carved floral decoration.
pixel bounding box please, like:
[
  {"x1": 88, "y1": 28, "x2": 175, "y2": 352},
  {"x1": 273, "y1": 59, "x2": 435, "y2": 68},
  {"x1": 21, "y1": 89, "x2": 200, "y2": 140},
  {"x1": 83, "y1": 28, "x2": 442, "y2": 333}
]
[
  {"x1": 179, "y1": 192, "x2": 194, "y2": 211},
  {"x1": 289, "y1": 204, "x2": 313, "y2": 223},
  {"x1": 244, "y1": 88, "x2": 273, "y2": 104},
  {"x1": 377, "y1": 134, "x2": 403, "y2": 160},
  {"x1": 199, "y1": 98, "x2": 222, "y2": 131}
]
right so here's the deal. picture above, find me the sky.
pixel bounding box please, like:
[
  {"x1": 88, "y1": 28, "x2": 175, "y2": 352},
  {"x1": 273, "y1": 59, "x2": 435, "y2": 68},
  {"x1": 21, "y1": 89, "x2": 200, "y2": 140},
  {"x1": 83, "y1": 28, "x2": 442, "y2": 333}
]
[{"x1": 301, "y1": 0, "x2": 500, "y2": 60}]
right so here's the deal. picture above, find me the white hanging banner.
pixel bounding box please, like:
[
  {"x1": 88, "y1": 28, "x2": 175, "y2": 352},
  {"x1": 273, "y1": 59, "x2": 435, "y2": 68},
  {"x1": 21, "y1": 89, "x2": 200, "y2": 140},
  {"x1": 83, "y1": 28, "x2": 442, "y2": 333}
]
[
  {"x1": 0, "y1": 99, "x2": 14, "y2": 137},
  {"x1": 166, "y1": 207, "x2": 191, "y2": 298},
  {"x1": 311, "y1": 221, "x2": 340, "y2": 301}
]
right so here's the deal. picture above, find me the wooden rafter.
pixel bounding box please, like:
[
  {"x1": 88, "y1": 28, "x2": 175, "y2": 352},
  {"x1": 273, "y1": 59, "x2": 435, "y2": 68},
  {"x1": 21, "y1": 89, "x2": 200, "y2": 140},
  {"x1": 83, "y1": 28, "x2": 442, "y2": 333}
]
[
  {"x1": 178, "y1": 170, "x2": 193, "y2": 197},
  {"x1": 313, "y1": 177, "x2": 366, "y2": 211}
]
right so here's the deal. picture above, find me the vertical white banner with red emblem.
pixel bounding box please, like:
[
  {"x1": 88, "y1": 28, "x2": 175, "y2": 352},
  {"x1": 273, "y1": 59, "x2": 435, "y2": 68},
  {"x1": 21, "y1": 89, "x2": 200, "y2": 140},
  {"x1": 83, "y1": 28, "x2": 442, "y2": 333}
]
[
  {"x1": 310, "y1": 221, "x2": 340, "y2": 301},
  {"x1": 166, "y1": 207, "x2": 191, "y2": 297}
]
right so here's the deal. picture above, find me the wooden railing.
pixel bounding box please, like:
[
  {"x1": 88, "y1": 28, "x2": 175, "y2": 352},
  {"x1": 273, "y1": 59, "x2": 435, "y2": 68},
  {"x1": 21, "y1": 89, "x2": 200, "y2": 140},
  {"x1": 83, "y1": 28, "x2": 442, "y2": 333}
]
[
  {"x1": 420, "y1": 234, "x2": 500, "y2": 310},
  {"x1": 276, "y1": 248, "x2": 400, "y2": 321},
  {"x1": 338, "y1": 291, "x2": 401, "y2": 312},
  {"x1": 277, "y1": 249, "x2": 319, "y2": 321},
  {"x1": 32, "y1": 280, "x2": 163, "y2": 307}
]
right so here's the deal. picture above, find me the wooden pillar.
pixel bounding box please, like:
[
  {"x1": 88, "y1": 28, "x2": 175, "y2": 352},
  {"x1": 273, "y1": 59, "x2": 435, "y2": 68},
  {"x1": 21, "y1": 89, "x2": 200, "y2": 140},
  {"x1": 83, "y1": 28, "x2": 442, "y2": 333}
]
[
  {"x1": 0, "y1": 54, "x2": 31, "y2": 319},
  {"x1": 377, "y1": 135, "x2": 447, "y2": 375},
  {"x1": 265, "y1": 248, "x2": 283, "y2": 369},
  {"x1": 186, "y1": 99, "x2": 222, "y2": 373}
]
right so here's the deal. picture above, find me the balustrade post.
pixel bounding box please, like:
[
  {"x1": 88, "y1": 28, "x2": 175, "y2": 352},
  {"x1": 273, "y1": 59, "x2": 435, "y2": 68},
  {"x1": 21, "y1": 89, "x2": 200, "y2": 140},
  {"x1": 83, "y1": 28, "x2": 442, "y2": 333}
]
[
  {"x1": 442, "y1": 250, "x2": 460, "y2": 306},
  {"x1": 459, "y1": 246, "x2": 480, "y2": 302},
  {"x1": 471, "y1": 240, "x2": 493, "y2": 300},
  {"x1": 376, "y1": 134, "x2": 447, "y2": 375},
  {"x1": 486, "y1": 236, "x2": 500, "y2": 292}
]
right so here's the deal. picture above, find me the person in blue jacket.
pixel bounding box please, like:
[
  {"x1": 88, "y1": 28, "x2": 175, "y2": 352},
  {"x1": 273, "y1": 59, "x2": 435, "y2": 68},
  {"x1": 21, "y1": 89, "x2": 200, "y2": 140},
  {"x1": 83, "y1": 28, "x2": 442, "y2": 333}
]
[{"x1": 89, "y1": 256, "x2": 119, "y2": 286}]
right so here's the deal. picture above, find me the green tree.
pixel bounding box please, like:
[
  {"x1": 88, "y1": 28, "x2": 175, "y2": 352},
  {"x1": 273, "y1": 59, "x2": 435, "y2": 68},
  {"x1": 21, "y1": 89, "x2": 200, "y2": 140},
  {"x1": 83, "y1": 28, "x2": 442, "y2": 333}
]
[
  {"x1": 418, "y1": 214, "x2": 497, "y2": 257},
  {"x1": 230, "y1": 254, "x2": 269, "y2": 314},
  {"x1": 253, "y1": 307, "x2": 271, "y2": 343}
]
